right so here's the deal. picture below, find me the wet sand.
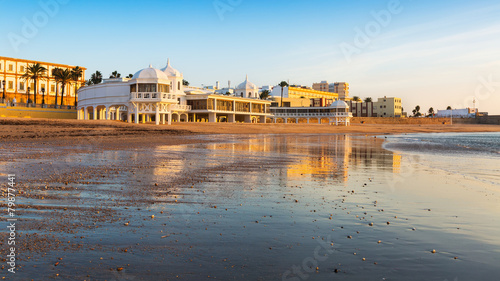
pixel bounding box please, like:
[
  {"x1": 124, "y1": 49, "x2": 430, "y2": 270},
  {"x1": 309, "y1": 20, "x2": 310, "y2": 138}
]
[
  {"x1": 1, "y1": 132, "x2": 499, "y2": 280},
  {"x1": 1, "y1": 118, "x2": 500, "y2": 141}
]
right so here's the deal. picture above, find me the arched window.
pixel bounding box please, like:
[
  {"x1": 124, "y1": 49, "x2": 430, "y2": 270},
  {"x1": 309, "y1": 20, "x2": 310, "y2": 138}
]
[
  {"x1": 240, "y1": 93, "x2": 243, "y2": 97},
  {"x1": 178, "y1": 81, "x2": 181, "y2": 90},
  {"x1": 248, "y1": 92, "x2": 251, "y2": 97}
]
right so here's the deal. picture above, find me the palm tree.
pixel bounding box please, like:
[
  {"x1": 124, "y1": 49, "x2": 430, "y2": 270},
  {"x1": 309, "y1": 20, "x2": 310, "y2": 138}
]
[
  {"x1": 21, "y1": 63, "x2": 47, "y2": 104},
  {"x1": 278, "y1": 81, "x2": 288, "y2": 107},
  {"x1": 71, "y1": 66, "x2": 83, "y2": 106},
  {"x1": 53, "y1": 69, "x2": 72, "y2": 106},
  {"x1": 90, "y1": 71, "x2": 103, "y2": 84},
  {"x1": 259, "y1": 89, "x2": 270, "y2": 100},
  {"x1": 352, "y1": 96, "x2": 361, "y2": 102},
  {"x1": 52, "y1": 68, "x2": 62, "y2": 106},
  {"x1": 364, "y1": 97, "x2": 373, "y2": 102},
  {"x1": 183, "y1": 79, "x2": 189, "y2": 86},
  {"x1": 126, "y1": 74, "x2": 133, "y2": 78},
  {"x1": 428, "y1": 107, "x2": 434, "y2": 117},
  {"x1": 86, "y1": 79, "x2": 93, "y2": 86},
  {"x1": 446, "y1": 106, "x2": 452, "y2": 110},
  {"x1": 109, "y1": 71, "x2": 121, "y2": 78}
]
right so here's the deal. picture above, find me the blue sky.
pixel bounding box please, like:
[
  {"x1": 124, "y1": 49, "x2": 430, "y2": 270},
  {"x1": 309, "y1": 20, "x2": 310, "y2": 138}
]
[{"x1": 1, "y1": 0, "x2": 500, "y2": 114}]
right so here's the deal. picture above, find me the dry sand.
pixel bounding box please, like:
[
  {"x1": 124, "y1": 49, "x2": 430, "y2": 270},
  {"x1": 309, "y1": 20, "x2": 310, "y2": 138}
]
[{"x1": 1, "y1": 118, "x2": 499, "y2": 142}]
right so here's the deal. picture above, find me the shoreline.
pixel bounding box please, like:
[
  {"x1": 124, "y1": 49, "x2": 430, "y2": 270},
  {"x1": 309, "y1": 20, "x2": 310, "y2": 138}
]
[{"x1": 1, "y1": 118, "x2": 500, "y2": 142}]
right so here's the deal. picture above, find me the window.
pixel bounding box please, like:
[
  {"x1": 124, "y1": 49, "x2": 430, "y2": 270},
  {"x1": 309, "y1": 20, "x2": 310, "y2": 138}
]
[
  {"x1": 8, "y1": 81, "x2": 13, "y2": 89},
  {"x1": 20, "y1": 66, "x2": 25, "y2": 72},
  {"x1": 19, "y1": 82, "x2": 24, "y2": 90},
  {"x1": 8, "y1": 64, "x2": 13, "y2": 71},
  {"x1": 0, "y1": 63, "x2": 2, "y2": 70},
  {"x1": 178, "y1": 81, "x2": 180, "y2": 90},
  {"x1": 51, "y1": 85, "x2": 55, "y2": 92}
]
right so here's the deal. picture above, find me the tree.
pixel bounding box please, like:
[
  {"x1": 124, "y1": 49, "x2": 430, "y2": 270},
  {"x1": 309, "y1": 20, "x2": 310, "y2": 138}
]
[
  {"x1": 21, "y1": 63, "x2": 47, "y2": 104},
  {"x1": 446, "y1": 106, "x2": 452, "y2": 110},
  {"x1": 428, "y1": 107, "x2": 434, "y2": 117},
  {"x1": 364, "y1": 97, "x2": 372, "y2": 102},
  {"x1": 109, "y1": 71, "x2": 121, "y2": 78},
  {"x1": 278, "y1": 81, "x2": 288, "y2": 107},
  {"x1": 85, "y1": 79, "x2": 93, "y2": 86},
  {"x1": 126, "y1": 74, "x2": 133, "y2": 78},
  {"x1": 90, "y1": 71, "x2": 103, "y2": 84},
  {"x1": 71, "y1": 66, "x2": 83, "y2": 106},
  {"x1": 224, "y1": 91, "x2": 231, "y2": 96},
  {"x1": 183, "y1": 79, "x2": 189, "y2": 86},
  {"x1": 52, "y1": 68, "x2": 62, "y2": 106},
  {"x1": 53, "y1": 69, "x2": 72, "y2": 106},
  {"x1": 352, "y1": 96, "x2": 361, "y2": 102},
  {"x1": 413, "y1": 105, "x2": 422, "y2": 117},
  {"x1": 259, "y1": 89, "x2": 270, "y2": 100}
]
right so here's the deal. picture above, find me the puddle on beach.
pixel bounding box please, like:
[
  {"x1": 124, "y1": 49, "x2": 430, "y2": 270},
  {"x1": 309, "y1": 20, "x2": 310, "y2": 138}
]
[{"x1": 1, "y1": 134, "x2": 499, "y2": 280}]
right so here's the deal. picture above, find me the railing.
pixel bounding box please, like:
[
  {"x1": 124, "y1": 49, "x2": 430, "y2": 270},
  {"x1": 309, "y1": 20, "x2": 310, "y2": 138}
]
[
  {"x1": 170, "y1": 104, "x2": 191, "y2": 111},
  {"x1": 271, "y1": 111, "x2": 353, "y2": 118},
  {"x1": 130, "y1": 92, "x2": 177, "y2": 101}
]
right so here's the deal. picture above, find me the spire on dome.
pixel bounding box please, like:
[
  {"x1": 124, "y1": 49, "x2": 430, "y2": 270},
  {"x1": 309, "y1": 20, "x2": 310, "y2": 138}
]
[
  {"x1": 167, "y1": 58, "x2": 170, "y2": 66},
  {"x1": 246, "y1": 74, "x2": 248, "y2": 81},
  {"x1": 149, "y1": 64, "x2": 153, "y2": 68}
]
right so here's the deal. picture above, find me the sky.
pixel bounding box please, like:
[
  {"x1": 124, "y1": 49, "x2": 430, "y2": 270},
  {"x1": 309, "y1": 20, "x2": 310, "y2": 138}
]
[{"x1": 1, "y1": 0, "x2": 500, "y2": 114}]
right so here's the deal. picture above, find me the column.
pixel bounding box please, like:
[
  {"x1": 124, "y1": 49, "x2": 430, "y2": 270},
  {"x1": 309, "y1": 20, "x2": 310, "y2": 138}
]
[
  {"x1": 155, "y1": 105, "x2": 160, "y2": 125},
  {"x1": 192, "y1": 113, "x2": 196, "y2": 123},
  {"x1": 93, "y1": 107, "x2": 97, "y2": 120},
  {"x1": 84, "y1": 107, "x2": 88, "y2": 120},
  {"x1": 127, "y1": 113, "x2": 132, "y2": 123},
  {"x1": 106, "y1": 106, "x2": 110, "y2": 120},
  {"x1": 141, "y1": 114, "x2": 146, "y2": 124},
  {"x1": 116, "y1": 107, "x2": 120, "y2": 121},
  {"x1": 208, "y1": 112, "x2": 217, "y2": 123},
  {"x1": 307, "y1": 118, "x2": 310, "y2": 124},
  {"x1": 135, "y1": 104, "x2": 139, "y2": 124},
  {"x1": 168, "y1": 112, "x2": 172, "y2": 125}
]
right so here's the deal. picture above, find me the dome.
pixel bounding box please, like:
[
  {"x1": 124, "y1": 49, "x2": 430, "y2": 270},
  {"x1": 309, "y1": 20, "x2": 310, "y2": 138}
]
[
  {"x1": 329, "y1": 100, "x2": 349, "y2": 108},
  {"x1": 132, "y1": 65, "x2": 170, "y2": 80},
  {"x1": 236, "y1": 75, "x2": 258, "y2": 90},
  {"x1": 161, "y1": 59, "x2": 181, "y2": 77}
]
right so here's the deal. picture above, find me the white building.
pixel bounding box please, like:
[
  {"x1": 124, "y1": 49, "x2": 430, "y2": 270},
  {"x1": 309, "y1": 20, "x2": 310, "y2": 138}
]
[
  {"x1": 77, "y1": 60, "x2": 272, "y2": 124},
  {"x1": 270, "y1": 99, "x2": 352, "y2": 125},
  {"x1": 234, "y1": 75, "x2": 259, "y2": 98},
  {"x1": 436, "y1": 108, "x2": 477, "y2": 118}
]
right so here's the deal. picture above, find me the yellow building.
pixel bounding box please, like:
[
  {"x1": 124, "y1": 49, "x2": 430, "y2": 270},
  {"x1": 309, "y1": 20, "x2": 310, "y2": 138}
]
[
  {"x1": 270, "y1": 85, "x2": 340, "y2": 105},
  {"x1": 0, "y1": 56, "x2": 86, "y2": 105},
  {"x1": 373, "y1": 96, "x2": 403, "y2": 117}
]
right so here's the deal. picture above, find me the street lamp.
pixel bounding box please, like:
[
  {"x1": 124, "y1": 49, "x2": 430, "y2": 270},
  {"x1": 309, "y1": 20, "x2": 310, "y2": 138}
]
[
  {"x1": 41, "y1": 88, "x2": 45, "y2": 106},
  {"x1": 2, "y1": 80, "x2": 5, "y2": 100}
]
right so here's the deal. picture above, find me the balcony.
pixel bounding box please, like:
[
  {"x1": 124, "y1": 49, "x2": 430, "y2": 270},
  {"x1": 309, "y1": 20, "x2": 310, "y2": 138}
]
[
  {"x1": 130, "y1": 92, "x2": 177, "y2": 102},
  {"x1": 170, "y1": 104, "x2": 191, "y2": 111}
]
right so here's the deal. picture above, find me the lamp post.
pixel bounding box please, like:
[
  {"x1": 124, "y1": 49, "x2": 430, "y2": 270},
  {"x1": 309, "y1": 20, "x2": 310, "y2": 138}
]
[
  {"x1": 41, "y1": 88, "x2": 45, "y2": 106},
  {"x1": 2, "y1": 80, "x2": 5, "y2": 101}
]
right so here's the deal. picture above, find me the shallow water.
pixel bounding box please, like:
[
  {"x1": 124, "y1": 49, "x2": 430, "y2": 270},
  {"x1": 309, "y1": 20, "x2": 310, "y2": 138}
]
[{"x1": 1, "y1": 134, "x2": 500, "y2": 280}]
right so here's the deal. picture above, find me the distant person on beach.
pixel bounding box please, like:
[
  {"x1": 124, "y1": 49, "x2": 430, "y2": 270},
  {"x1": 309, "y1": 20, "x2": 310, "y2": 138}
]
[{"x1": 12, "y1": 97, "x2": 16, "y2": 107}]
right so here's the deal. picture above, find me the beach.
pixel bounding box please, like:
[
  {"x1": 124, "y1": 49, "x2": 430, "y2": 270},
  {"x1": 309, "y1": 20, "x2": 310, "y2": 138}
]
[{"x1": 1, "y1": 119, "x2": 499, "y2": 280}]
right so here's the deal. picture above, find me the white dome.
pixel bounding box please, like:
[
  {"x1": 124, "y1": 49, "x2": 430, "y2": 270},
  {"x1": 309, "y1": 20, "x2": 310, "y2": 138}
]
[
  {"x1": 236, "y1": 75, "x2": 258, "y2": 90},
  {"x1": 161, "y1": 59, "x2": 181, "y2": 77},
  {"x1": 329, "y1": 100, "x2": 349, "y2": 108},
  {"x1": 132, "y1": 65, "x2": 170, "y2": 80}
]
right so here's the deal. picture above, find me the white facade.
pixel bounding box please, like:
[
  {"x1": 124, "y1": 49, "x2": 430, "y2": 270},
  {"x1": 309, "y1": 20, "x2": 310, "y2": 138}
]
[
  {"x1": 77, "y1": 60, "x2": 272, "y2": 125},
  {"x1": 436, "y1": 108, "x2": 477, "y2": 118},
  {"x1": 234, "y1": 75, "x2": 259, "y2": 98},
  {"x1": 77, "y1": 61, "x2": 190, "y2": 125}
]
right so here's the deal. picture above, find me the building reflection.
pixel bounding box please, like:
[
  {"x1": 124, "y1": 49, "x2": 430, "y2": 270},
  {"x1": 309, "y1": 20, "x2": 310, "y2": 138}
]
[{"x1": 153, "y1": 135, "x2": 401, "y2": 188}]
